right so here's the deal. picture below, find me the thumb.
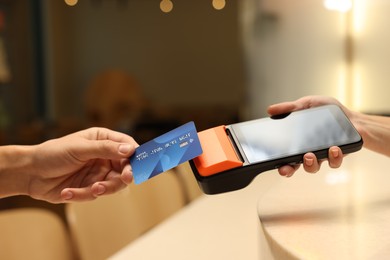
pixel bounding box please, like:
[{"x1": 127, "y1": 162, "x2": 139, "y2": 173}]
[
  {"x1": 267, "y1": 102, "x2": 296, "y2": 116},
  {"x1": 117, "y1": 143, "x2": 136, "y2": 157},
  {"x1": 75, "y1": 140, "x2": 136, "y2": 161}
]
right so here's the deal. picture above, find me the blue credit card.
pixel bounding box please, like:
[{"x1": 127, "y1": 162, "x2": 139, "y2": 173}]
[{"x1": 130, "y1": 121, "x2": 203, "y2": 184}]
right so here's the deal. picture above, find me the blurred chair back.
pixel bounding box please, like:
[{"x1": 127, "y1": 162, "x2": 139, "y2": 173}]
[
  {"x1": 0, "y1": 208, "x2": 74, "y2": 260},
  {"x1": 174, "y1": 162, "x2": 203, "y2": 202},
  {"x1": 84, "y1": 69, "x2": 146, "y2": 132},
  {"x1": 65, "y1": 170, "x2": 186, "y2": 260}
]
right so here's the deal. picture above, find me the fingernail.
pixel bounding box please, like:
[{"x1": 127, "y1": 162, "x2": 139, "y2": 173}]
[
  {"x1": 63, "y1": 191, "x2": 73, "y2": 200},
  {"x1": 96, "y1": 184, "x2": 106, "y2": 195},
  {"x1": 119, "y1": 144, "x2": 132, "y2": 155},
  {"x1": 331, "y1": 148, "x2": 339, "y2": 158},
  {"x1": 305, "y1": 157, "x2": 314, "y2": 166},
  {"x1": 121, "y1": 170, "x2": 133, "y2": 185}
]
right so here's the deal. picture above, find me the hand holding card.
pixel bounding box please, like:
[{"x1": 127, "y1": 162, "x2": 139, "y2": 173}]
[{"x1": 130, "y1": 121, "x2": 203, "y2": 184}]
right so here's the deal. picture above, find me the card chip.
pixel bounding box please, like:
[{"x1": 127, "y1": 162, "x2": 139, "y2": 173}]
[{"x1": 180, "y1": 141, "x2": 189, "y2": 148}]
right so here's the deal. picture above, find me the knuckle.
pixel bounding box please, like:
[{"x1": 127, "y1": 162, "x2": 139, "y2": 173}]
[{"x1": 100, "y1": 139, "x2": 115, "y2": 151}]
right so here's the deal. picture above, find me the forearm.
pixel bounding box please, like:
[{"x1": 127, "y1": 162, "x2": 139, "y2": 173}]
[
  {"x1": 351, "y1": 111, "x2": 390, "y2": 157},
  {"x1": 0, "y1": 145, "x2": 34, "y2": 199}
]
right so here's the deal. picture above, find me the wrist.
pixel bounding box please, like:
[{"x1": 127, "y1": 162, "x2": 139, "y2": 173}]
[
  {"x1": 349, "y1": 110, "x2": 390, "y2": 156},
  {"x1": 348, "y1": 110, "x2": 368, "y2": 140},
  {"x1": 0, "y1": 145, "x2": 35, "y2": 198}
]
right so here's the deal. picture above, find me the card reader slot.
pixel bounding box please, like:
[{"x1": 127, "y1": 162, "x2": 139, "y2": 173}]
[{"x1": 225, "y1": 128, "x2": 245, "y2": 163}]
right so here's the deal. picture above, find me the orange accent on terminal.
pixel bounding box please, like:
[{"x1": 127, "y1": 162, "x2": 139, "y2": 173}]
[{"x1": 193, "y1": 126, "x2": 243, "y2": 176}]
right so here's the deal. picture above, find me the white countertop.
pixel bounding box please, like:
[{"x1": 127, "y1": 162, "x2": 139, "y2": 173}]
[{"x1": 258, "y1": 148, "x2": 390, "y2": 259}]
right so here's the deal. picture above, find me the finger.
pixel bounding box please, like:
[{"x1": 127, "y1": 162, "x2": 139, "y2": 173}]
[
  {"x1": 90, "y1": 176, "x2": 127, "y2": 197},
  {"x1": 278, "y1": 164, "x2": 300, "y2": 177},
  {"x1": 267, "y1": 95, "x2": 330, "y2": 116},
  {"x1": 84, "y1": 127, "x2": 138, "y2": 145},
  {"x1": 303, "y1": 153, "x2": 321, "y2": 173},
  {"x1": 61, "y1": 176, "x2": 128, "y2": 202},
  {"x1": 75, "y1": 140, "x2": 137, "y2": 162},
  {"x1": 120, "y1": 163, "x2": 133, "y2": 185},
  {"x1": 267, "y1": 102, "x2": 297, "y2": 116},
  {"x1": 328, "y1": 146, "x2": 343, "y2": 168},
  {"x1": 61, "y1": 187, "x2": 96, "y2": 202},
  {"x1": 110, "y1": 158, "x2": 133, "y2": 185}
]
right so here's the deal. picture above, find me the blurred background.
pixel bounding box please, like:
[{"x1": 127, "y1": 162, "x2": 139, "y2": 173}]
[{"x1": 0, "y1": 0, "x2": 389, "y2": 259}]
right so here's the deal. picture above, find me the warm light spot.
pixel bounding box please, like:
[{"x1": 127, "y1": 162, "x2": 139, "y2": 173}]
[
  {"x1": 324, "y1": 0, "x2": 352, "y2": 13},
  {"x1": 160, "y1": 0, "x2": 173, "y2": 13},
  {"x1": 212, "y1": 0, "x2": 226, "y2": 10},
  {"x1": 326, "y1": 171, "x2": 350, "y2": 185},
  {"x1": 352, "y1": 0, "x2": 367, "y2": 36},
  {"x1": 64, "y1": 0, "x2": 78, "y2": 7}
]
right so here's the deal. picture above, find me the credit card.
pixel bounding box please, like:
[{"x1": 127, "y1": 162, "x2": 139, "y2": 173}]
[{"x1": 130, "y1": 121, "x2": 203, "y2": 184}]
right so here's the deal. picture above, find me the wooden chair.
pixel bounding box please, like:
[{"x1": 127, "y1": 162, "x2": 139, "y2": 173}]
[
  {"x1": 65, "y1": 170, "x2": 187, "y2": 260},
  {"x1": 0, "y1": 208, "x2": 74, "y2": 260}
]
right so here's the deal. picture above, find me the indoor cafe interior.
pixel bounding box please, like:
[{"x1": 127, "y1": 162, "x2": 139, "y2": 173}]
[{"x1": 1, "y1": 0, "x2": 390, "y2": 259}]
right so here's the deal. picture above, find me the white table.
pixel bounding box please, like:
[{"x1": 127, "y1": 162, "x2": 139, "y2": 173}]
[{"x1": 258, "y1": 148, "x2": 390, "y2": 259}]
